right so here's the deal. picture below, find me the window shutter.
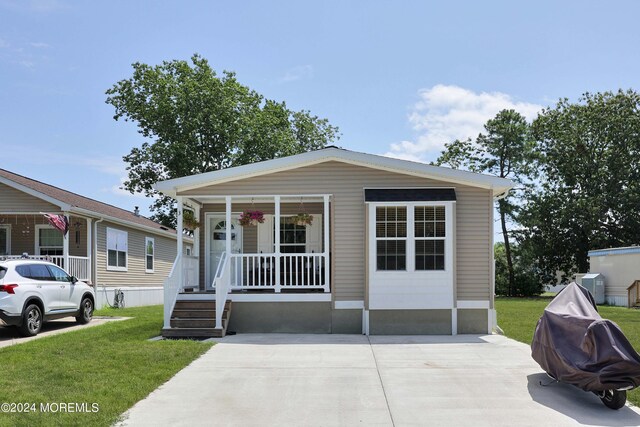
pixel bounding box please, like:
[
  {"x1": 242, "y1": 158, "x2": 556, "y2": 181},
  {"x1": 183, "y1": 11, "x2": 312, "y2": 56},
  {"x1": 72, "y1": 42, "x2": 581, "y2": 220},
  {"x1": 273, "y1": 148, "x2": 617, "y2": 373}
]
[
  {"x1": 306, "y1": 214, "x2": 322, "y2": 253},
  {"x1": 257, "y1": 215, "x2": 274, "y2": 253}
]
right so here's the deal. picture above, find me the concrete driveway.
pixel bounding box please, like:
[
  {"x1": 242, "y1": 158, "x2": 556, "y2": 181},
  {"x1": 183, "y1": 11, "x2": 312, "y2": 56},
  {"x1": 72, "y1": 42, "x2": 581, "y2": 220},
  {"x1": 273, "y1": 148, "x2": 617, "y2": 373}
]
[{"x1": 120, "y1": 334, "x2": 640, "y2": 427}]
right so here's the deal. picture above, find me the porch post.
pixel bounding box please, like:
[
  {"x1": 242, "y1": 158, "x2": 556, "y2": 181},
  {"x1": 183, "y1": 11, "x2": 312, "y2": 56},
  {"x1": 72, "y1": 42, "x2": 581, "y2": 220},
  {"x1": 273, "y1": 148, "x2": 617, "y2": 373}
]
[
  {"x1": 225, "y1": 197, "x2": 232, "y2": 288},
  {"x1": 86, "y1": 217, "x2": 92, "y2": 283},
  {"x1": 177, "y1": 197, "x2": 184, "y2": 289},
  {"x1": 274, "y1": 196, "x2": 281, "y2": 292},
  {"x1": 323, "y1": 195, "x2": 330, "y2": 291},
  {"x1": 63, "y1": 212, "x2": 70, "y2": 271},
  {"x1": 193, "y1": 203, "x2": 200, "y2": 286}
]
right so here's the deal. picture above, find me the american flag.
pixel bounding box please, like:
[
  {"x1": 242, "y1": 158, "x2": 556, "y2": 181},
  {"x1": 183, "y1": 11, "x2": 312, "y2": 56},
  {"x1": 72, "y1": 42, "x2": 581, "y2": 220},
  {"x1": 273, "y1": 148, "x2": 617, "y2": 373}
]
[{"x1": 44, "y1": 214, "x2": 69, "y2": 237}]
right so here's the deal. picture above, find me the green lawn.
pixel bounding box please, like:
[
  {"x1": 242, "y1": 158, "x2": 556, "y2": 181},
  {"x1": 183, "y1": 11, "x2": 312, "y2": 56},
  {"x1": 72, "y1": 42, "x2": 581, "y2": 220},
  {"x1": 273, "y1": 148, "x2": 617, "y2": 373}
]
[
  {"x1": 496, "y1": 297, "x2": 640, "y2": 407},
  {"x1": 0, "y1": 305, "x2": 212, "y2": 427}
]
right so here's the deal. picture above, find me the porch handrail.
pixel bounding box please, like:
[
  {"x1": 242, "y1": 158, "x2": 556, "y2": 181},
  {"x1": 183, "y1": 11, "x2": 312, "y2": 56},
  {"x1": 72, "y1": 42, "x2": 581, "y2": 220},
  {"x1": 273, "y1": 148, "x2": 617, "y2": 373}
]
[
  {"x1": 627, "y1": 280, "x2": 640, "y2": 308},
  {"x1": 163, "y1": 254, "x2": 182, "y2": 329},
  {"x1": 215, "y1": 253, "x2": 231, "y2": 330}
]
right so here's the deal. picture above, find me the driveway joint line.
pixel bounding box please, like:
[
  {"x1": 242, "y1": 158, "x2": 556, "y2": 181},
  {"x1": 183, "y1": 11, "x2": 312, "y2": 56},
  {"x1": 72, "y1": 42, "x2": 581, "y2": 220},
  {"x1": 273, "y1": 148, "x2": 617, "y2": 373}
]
[{"x1": 367, "y1": 336, "x2": 396, "y2": 427}]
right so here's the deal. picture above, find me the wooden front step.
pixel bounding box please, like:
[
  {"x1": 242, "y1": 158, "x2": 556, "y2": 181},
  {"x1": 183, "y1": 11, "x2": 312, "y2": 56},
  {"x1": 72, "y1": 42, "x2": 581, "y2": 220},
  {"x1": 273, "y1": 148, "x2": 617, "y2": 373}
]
[
  {"x1": 163, "y1": 299, "x2": 232, "y2": 339},
  {"x1": 170, "y1": 317, "x2": 228, "y2": 328},
  {"x1": 174, "y1": 300, "x2": 231, "y2": 310},
  {"x1": 162, "y1": 327, "x2": 225, "y2": 338},
  {"x1": 172, "y1": 309, "x2": 217, "y2": 318}
]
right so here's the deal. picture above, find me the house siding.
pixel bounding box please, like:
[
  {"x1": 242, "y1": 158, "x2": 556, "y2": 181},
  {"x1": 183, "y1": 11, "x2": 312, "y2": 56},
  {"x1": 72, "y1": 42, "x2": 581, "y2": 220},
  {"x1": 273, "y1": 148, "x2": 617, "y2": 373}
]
[
  {"x1": 181, "y1": 161, "x2": 492, "y2": 302},
  {"x1": 95, "y1": 220, "x2": 176, "y2": 286},
  {"x1": 0, "y1": 214, "x2": 88, "y2": 257},
  {"x1": 0, "y1": 182, "x2": 60, "y2": 213}
]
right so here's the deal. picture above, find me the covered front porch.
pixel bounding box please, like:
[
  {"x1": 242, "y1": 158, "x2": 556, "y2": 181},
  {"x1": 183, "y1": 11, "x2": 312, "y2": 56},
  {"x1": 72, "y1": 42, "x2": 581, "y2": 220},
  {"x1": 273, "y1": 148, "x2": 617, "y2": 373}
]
[
  {"x1": 0, "y1": 213, "x2": 92, "y2": 281},
  {"x1": 163, "y1": 194, "x2": 332, "y2": 332}
]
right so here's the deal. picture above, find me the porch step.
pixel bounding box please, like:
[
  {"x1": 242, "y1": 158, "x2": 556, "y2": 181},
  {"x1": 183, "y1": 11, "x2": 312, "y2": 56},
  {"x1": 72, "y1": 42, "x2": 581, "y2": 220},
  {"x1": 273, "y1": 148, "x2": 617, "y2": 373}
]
[
  {"x1": 170, "y1": 317, "x2": 228, "y2": 328},
  {"x1": 174, "y1": 300, "x2": 231, "y2": 310},
  {"x1": 163, "y1": 299, "x2": 232, "y2": 339},
  {"x1": 162, "y1": 327, "x2": 226, "y2": 338}
]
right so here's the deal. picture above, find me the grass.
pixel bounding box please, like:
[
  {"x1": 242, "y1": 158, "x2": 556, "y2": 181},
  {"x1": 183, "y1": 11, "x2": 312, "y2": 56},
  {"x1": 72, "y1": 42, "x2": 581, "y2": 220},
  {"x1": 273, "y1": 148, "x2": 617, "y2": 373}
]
[
  {"x1": 0, "y1": 305, "x2": 212, "y2": 427},
  {"x1": 496, "y1": 296, "x2": 640, "y2": 407}
]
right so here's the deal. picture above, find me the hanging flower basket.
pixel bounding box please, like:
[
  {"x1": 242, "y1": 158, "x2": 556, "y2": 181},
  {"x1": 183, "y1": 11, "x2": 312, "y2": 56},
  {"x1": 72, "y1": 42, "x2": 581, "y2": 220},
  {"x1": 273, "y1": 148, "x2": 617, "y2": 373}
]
[
  {"x1": 239, "y1": 210, "x2": 265, "y2": 226},
  {"x1": 183, "y1": 209, "x2": 200, "y2": 230},
  {"x1": 289, "y1": 213, "x2": 313, "y2": 226}
]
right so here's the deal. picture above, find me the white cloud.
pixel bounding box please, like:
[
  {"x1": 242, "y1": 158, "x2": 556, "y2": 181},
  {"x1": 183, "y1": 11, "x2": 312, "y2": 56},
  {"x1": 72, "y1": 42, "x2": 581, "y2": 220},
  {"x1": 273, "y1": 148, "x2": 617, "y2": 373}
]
[
  {"x1": 280, "y1": 65, "x2": 313, "y2": 82},
  {"x1": 385, "y1": 85, "x2": 542, "y2": 162},
  {"x1": 29, "y1": 42, "x2": 49, "y2": 48}
]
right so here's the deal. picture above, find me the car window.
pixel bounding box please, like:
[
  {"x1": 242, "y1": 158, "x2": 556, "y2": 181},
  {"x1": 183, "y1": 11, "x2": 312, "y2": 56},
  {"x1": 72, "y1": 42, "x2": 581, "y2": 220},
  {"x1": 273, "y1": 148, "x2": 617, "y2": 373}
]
[
  {"x1": 47, "y1": 265, "x2": 71, "y2": 282},
  {"x1": 0, "y1": 267, "x2": 6, "y2": 280},
  {"x1": 15, "y1": 264, "x2": 53, "y2": 281}
]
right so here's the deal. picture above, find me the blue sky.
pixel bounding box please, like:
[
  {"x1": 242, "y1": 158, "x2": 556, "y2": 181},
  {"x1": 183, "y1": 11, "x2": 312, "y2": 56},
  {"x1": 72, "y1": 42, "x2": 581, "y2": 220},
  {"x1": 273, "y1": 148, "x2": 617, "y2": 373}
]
[{"x1": 1, "y1": 0, "x2": 639, "y2": 218}]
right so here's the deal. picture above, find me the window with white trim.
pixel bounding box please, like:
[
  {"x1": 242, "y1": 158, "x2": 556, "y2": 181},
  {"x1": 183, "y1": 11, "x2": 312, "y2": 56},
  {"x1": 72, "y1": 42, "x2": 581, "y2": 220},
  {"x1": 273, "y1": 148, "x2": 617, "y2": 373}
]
[
  {"x1": 414, "y1": 206, "x2": 446, "y2": 270},
  {"x1": 106, "y1": 227, "x2": 128, "y2": 271},
  {"x1": 145, "y1": 237, "x2": 155, "y2": 273},
  {"x1": 36, "y1": 225, "x2": 63, "y2": 256},
  {"x1": 277, "y1": 218, "x2": 307, "y2": 254},
  {"x1": 375, "y1": 206, "x2": 407, "y2": 270},
  {"x1": 0, "y1": 225, "x2": 9, "y2": 256}
]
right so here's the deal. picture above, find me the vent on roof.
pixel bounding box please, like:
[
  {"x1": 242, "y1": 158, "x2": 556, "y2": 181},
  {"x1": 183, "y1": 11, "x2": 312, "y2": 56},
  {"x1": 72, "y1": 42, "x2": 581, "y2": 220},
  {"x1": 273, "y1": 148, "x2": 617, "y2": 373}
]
[{"x1": 134, "y1": 206, "x2": 140, "y2": 217}]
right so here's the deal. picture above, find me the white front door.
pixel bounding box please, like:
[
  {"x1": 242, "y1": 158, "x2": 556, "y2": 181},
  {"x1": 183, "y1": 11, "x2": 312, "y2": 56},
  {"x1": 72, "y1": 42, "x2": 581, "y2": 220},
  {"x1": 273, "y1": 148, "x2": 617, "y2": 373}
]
[{"x1": 206, "y1": 215, "x2": 242, "y2": 289}]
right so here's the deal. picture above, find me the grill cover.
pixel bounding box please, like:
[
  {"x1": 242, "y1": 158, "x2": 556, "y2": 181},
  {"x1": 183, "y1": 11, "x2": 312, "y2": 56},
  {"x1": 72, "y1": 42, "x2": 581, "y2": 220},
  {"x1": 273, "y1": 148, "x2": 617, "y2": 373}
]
[{"x1": 531, "y1": 282, "x2": 640, "y2": 392}]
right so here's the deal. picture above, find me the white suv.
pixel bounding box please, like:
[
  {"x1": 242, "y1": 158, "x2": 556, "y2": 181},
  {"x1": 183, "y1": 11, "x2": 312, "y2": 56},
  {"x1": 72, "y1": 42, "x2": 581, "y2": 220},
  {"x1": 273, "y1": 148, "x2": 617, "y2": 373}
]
[{"x1": 0, "y1": 259, "x2": 95, "y2": 337}]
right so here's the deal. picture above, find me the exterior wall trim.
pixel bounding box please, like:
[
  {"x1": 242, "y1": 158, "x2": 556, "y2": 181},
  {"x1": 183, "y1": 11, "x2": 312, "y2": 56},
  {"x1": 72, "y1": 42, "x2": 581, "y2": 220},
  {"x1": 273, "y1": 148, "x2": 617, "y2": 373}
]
[
  {"x1": 335, "y1": 300, "x2": 364, "y2": 309},
  {"x1": 457, "y1": 300, "x2": 490, "y2": 309}
]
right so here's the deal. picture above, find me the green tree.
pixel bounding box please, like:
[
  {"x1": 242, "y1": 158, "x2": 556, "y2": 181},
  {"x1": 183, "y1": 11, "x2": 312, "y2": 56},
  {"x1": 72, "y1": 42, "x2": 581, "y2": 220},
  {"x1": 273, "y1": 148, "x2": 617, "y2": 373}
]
[
  {"x1": 520, "y1": 90, "x2": 640, "y2": 278},
  {"x1": 435, "y1": 109, "x2": 535, "y2": 296},
  {"x1": 106, "y1": 54, "x2": 340, "y2": 227},
  {"x1": 494, "y1": 242, "x2": 543, "y2": 296}
]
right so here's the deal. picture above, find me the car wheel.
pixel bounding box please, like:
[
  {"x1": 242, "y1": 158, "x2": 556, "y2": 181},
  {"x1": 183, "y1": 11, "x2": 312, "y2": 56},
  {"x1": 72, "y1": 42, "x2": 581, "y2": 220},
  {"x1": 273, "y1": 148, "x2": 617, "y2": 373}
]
[
  {"x1": 18, "y1": 304, "x2": 43, "y2": 337},
  {"x1": 76, "y1": 297, "x2": 93, "y2": 324},
  {"x1": 600, "y1": 389, "x2": 626, "y2": 410}
]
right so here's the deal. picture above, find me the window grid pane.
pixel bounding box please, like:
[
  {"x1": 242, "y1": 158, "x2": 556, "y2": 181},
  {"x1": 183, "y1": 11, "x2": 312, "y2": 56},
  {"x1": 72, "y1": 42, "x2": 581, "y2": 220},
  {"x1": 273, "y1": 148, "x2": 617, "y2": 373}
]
[
  {"x1": 375, "y1": 207, "x2": 407, "y2": 271},
  {"x1": 414, "y1": 206, "x2": 445, "y2": 238}
]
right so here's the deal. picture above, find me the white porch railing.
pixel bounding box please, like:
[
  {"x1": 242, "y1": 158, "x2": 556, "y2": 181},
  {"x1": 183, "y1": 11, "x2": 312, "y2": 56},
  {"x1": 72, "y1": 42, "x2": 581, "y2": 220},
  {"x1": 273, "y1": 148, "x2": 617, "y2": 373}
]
[
  {"x1": 163, "y1": 254, "x2": 182, "y2": 329},
  {"x1": 1, "y1": 255, "x2": 90, "y2": 281},
  {"x1": 215, "y1": 252, "x2": 231, "y2": 329},
  {"x1": 229, "y1": 253, "x2": 328, "y2": 292}
]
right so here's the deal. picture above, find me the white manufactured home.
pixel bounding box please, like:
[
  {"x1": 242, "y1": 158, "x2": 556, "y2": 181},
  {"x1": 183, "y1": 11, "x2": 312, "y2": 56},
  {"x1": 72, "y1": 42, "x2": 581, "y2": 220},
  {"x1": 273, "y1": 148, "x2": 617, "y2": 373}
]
[{"x1": 155, "y1": 147, "x2": 513, "y2": 337}]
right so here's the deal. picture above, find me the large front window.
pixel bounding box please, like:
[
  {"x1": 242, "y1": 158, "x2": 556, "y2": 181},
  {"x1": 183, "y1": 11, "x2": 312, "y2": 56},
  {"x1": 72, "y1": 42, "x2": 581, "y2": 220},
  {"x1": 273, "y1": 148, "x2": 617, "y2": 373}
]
[{"x1": 374, "y1": 204, "x2": 446, "y2": 271}]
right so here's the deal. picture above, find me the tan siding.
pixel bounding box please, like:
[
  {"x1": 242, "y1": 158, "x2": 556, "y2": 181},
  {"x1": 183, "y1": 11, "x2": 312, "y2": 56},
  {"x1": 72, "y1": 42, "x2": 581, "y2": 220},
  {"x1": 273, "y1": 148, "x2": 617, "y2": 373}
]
[
  {"x1": 96, "y1": 221, "x2": 176, "y2": 286},
  {"x1": 0, "y1": 214, "x2": 91, "y2": 257},
  {"x1": 0, "y1": 182, "x2": 60, "y2": 212},
  {"x1": 184, "y1": 161, "x2": 492, "y2": 301}
]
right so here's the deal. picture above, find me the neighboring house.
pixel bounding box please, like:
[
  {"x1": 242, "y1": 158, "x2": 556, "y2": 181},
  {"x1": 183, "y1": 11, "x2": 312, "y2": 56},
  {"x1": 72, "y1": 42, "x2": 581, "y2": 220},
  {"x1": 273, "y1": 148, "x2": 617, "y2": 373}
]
[
  {"x1": 156, "y1": 147, "x2": 513, "y2": 337},
  {"x1": 586, "y1": 246, "x2": 640, "y2": 307},
  {"x1": 0, "y1": 168, "x2": 191, "y2": 308}
]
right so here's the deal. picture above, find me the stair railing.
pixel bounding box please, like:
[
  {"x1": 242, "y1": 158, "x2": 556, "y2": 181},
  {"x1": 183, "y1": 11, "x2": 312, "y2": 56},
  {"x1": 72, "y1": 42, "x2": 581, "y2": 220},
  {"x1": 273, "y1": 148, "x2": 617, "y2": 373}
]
[
  {"x1": 214, "y1": 252, "x2": 231, "y2": 330},
  {"x1": 627, "y1": 280, "x2": 640, "y2": 308},
  {"x1": 163, "y1": 254, "x2": 182, "y2": 329}
]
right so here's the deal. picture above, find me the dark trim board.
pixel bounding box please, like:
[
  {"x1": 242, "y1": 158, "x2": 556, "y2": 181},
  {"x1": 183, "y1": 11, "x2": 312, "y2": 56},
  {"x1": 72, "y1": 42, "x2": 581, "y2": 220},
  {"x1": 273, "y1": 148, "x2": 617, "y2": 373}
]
[{"x1": 364, "y1": 188, "x2": 456, "y2": 202}]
